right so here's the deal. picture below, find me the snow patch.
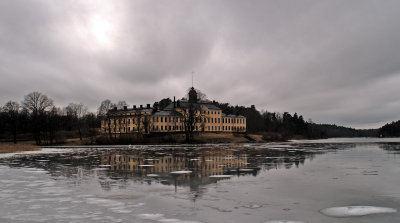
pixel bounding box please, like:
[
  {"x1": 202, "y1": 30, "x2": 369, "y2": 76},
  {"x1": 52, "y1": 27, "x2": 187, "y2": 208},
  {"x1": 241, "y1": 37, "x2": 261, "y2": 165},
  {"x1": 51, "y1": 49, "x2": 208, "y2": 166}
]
[
  {"x1": 320, "y1": 206, "x2": 397, "y2": 217},
  {"x1": 264, "y1": 221, "x2": 306, "y2": 223}
]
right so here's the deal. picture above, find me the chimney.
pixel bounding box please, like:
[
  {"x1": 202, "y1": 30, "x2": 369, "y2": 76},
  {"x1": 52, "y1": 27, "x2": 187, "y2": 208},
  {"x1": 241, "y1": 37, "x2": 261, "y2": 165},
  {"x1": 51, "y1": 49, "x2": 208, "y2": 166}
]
[
  {"x1": 113, "y1": 106, "x2": 117, "y2": 111},
  {"x1": 173, "y1": 96, "x2": 176, "y2": 108},
  {"x1": 177, "y1": 100, "x2": 180, "y2": 108},
  {"x1": 140, "y1": 105, "x2": 143, "y2": 109},
  {"x1": 147, "y1": 104, "x2": 150, "y2": 108},
  {"x1": 133, "y1": 105, "x2": 136, "y2": 109},
  {"x1": 123, "y1": 106, "x2": 127, "y2": 110}
]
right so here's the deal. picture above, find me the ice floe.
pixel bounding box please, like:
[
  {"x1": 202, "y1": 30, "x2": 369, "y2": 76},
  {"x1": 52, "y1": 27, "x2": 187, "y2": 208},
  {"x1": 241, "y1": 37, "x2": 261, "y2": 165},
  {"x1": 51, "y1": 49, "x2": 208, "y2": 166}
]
[
  {"x1": 137, "y1": 213, "x2": 202, "y2": 223},
  {"x1": 147, "y1": 174, "x2": 160, "y2": 177},
  {"x1": 320, "y1": 206, "x2": 397, "y2": 217},
  {"x1": 209, "y1": 175, "x2": 233, "y2": 178},
  {"x1": 264, "y1": 221, "x2": 306, "y2": 223},
  {"x1": 170, "y1": 170, "x2": 192, "y2": 174}
]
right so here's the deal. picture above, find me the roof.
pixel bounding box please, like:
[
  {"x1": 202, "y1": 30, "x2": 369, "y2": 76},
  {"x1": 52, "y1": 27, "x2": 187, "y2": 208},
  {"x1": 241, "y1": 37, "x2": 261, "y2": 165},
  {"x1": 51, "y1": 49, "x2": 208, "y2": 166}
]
[
  {"x1": 107, "y1": 107, "x2": 153, "y2": 115},
  {"x1": 222, "y1": 113, "x2": 246, "y2": 118},
  {"x1": 164, "y1": 100, "x2": 221, "y2": 111},
  {"x1": 153, "y1": 110, "x2": 182, "y2": 116}
]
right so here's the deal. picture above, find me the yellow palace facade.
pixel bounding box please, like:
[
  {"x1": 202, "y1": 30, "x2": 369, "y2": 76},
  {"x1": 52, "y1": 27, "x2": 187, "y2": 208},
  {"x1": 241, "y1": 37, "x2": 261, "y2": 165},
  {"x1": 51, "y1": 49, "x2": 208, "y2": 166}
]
[{"x1": 101, "y1": 88, "x2": 246, "y2": 134}]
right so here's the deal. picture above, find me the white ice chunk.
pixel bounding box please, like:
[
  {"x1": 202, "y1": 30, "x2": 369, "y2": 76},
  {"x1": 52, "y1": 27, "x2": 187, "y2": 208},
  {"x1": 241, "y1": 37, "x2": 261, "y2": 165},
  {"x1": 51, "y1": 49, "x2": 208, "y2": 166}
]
[
  {"x1": 264, "y1": 221, "x2": 306, "y2": 223},
  {"x1": 147, "y1": 174, "x2": 159, "y2": 177},
  {"x1": 170, "y1": 170, "x2": 192, "y2": 174},
  {"x1": 320, "y1": 206, "x2": 397, "y2": 217},
  {"x1": 209, "y1": 175, "x2": 233, "y2": 178},
  {"x1": 137, "y1": 213, "x2": 164, "y2": 220}
]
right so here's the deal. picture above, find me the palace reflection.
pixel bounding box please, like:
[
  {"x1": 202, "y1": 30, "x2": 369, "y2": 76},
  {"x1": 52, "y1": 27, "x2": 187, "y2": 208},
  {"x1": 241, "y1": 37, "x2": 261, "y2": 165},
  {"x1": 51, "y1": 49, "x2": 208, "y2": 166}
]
[
  {"x1": 1, "y1": 144, "x2": 345, "y2": 193},
  {"x1": 99, "y1": 149, "x2": 251, "y2": 191}
]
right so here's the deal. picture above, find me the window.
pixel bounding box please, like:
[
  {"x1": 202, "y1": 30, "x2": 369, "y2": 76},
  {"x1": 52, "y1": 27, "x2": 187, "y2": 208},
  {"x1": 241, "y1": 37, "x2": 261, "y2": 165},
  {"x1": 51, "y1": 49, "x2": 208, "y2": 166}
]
[
  {"x1": 208, "y1": 126, "x2": 210, "y2": 131},
  {"x1": 133, "y1": 127, "x2": 135, "y2": 131},
  {"x1": 161, "y1": 126, "x2": 163, "y2": 130},
  {"x1": 169, "y1": 126, "x2": 171, "y2": 130},
  {"x1": 218, "y1": 118, "x2": 220, "y2": 123},
  {"x1": 128, "y1": 127, "x2": 130, "y2": 131},
  {"x1": 133, "y1": 119, "x2": 135, "y2": 124},
  {"x1": 212, "y1": 126, "x2": 214, "y2": 131},
  {"x1": 128, "y1": 119, "x2": 130, "y2": 124},
  {"x1": 169, "y1": 117, "x2": 171, "y2": 122},
  {"x1": 160, "y1": 117, "x2": 163, "y2": 122}
]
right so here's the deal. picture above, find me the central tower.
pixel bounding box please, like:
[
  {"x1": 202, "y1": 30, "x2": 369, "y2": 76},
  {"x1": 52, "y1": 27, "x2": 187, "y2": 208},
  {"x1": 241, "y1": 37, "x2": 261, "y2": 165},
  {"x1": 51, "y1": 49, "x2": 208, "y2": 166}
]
[{"x1": 188, "y1": 87, "x2": 198, "y2": 103}]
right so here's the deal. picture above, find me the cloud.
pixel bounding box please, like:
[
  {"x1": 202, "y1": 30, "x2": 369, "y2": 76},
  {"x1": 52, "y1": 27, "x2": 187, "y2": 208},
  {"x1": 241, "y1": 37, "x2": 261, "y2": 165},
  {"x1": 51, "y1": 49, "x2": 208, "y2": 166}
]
[{"x1": 1, "y1": 0, "x2": 400, "y2": 128}]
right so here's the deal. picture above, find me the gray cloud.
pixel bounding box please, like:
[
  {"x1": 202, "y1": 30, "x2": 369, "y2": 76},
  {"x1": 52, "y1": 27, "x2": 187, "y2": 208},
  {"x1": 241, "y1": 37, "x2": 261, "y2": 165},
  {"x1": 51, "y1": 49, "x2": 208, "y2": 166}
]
[{"x1": 1, "y1": 0, "x2": 400, "y2": 128}]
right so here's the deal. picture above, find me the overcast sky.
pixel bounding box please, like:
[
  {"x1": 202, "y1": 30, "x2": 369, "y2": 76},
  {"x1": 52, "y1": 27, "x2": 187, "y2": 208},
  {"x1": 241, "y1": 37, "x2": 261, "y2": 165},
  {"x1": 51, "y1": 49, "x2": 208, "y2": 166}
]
[{"x1": 1, "y1": 0, "x2": 400, "y2": 129}]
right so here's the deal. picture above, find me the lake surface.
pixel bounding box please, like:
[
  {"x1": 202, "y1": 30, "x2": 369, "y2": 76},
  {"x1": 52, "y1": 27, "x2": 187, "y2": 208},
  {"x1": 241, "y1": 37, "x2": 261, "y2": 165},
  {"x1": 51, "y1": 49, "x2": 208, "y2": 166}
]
[{"x1": 1, "y1": 138, "x2": 400, "y2": 223}]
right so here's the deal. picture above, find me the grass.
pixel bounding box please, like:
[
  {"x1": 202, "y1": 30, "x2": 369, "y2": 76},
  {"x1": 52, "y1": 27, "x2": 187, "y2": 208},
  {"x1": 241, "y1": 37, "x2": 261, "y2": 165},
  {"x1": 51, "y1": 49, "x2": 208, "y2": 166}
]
[{"x1": 0, "y1": 143, "x2": 41, "y2": 153}]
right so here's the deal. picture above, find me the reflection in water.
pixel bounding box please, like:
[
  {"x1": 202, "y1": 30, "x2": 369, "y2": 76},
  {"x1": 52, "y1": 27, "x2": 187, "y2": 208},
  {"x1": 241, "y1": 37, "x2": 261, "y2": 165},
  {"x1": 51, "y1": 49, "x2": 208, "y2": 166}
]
[
  {"x1": 0, "y1": 143, "x2": 353, "y2": 192},
  {"x1": 380, "y1": 143, "x2": 400, "y2": 154},
  {"x1": 1, "y1": 141, "x2": 400, "y2": 223}
]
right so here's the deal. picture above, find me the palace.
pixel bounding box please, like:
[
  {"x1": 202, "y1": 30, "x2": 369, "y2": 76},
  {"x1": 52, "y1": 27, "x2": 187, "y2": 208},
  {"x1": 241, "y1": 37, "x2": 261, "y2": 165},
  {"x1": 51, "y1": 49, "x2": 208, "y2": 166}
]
[{"x1": 101, "y1": 87, "x2": 246, "y2": 134}]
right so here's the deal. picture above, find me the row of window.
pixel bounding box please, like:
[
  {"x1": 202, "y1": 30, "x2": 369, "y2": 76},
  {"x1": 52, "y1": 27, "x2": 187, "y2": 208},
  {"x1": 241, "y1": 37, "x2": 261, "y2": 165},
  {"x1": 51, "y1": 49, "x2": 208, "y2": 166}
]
[
  {"x1": 203, "y1": 110, "x2": 220, "y2": 115},
  {"x1": 106, "y1": 125, "x2": 246, "y2": 133},
  {"x1": 153, "y1": 125, "x2": 183, "y2": 131},
  {"x1": 108, "y1": 116, "x2": 245, "y2": 126},
  {"x1": 153, "y1": 116, "x2": 181, "y2": 123}
]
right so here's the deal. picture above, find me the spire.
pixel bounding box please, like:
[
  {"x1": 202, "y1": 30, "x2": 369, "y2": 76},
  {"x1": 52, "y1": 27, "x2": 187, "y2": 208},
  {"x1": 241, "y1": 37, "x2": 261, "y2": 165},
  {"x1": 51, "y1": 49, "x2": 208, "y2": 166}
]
[{"x1": 191, "y1": 71, "x2": 194, "y2": 88}]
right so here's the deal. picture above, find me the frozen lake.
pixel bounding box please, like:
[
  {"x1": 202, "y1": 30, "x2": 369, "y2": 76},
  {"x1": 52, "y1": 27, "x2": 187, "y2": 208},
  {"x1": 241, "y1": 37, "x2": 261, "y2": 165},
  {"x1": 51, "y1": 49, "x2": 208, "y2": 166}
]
[{"x1": 1, "y1": 138, "x2": 400, "y2": 223}]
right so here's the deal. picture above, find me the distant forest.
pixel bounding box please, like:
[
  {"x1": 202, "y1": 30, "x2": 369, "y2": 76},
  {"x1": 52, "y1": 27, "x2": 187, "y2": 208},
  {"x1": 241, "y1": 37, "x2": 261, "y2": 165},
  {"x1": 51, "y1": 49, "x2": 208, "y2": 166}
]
[
  {"x1": 210, "y1": 101, "x2": 379, "y2": 139},
  {"x1": 0, "y1": 91, "x2": 398, "y2": 145}
]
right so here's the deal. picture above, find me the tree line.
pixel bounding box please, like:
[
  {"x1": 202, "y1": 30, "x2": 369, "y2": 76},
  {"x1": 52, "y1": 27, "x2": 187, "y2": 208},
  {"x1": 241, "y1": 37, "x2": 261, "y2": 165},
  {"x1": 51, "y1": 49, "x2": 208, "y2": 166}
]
[
  {"x1": 379, "y1": 120, "x2": 400, "y2": 137},
  {"x1": 1, "y1": 91, "x2": 392, "y2": 145},
  {"x1": 212, "y1": 101, "x2": 378, "y2": 139},
  {"x1": 0, "y1": 92, "x2": 102, "y2": 145}
]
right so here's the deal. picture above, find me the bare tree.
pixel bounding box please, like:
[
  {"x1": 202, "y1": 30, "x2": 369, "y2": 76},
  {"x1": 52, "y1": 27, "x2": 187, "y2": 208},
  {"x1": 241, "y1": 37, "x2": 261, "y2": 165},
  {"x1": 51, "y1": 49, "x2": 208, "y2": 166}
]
[
  {"x1": 66, "y1": 103, "x2": 88, "y2": 140},
  {"x1": 22, "y1": 92, "x2": 54, "y2": 115},
  {"x1": 182, "y1": 104, "x2": 205, "y2": 142},
  {"x1": 98, "y1": 99, "x2": 116, "y2": 139},
  {"x1": 2, "y1": 101, "x2": 20, "y2": 144},
  {"x1": 97, "y1": 99, "x2": 115, "y2": 117},
  {"x1": 116, "y1": 100, "x2": 129, "y2": 109},
  {"x1": 22, "y1": 92, "x2": 54, "y2": 145}
]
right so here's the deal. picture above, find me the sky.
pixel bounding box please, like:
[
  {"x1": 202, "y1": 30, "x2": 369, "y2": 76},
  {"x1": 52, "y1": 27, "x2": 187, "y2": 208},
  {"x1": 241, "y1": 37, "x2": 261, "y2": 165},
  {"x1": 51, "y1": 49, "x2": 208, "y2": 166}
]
[{"x1": 1, "y1": 0, "x2": 400, "y2": 129}]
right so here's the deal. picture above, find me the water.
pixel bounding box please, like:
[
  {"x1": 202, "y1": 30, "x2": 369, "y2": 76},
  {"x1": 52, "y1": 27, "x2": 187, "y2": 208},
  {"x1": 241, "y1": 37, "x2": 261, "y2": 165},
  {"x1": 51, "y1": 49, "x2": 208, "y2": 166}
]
[{"x1": 1, "y1": 138, "x2": 400, "y2": 223}]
